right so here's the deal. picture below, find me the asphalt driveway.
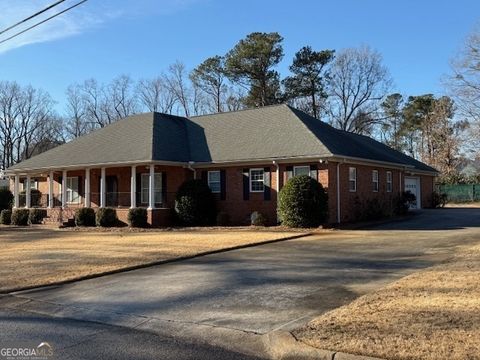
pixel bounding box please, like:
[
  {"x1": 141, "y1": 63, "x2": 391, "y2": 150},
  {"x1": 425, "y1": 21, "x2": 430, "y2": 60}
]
[{"x1": 2, "y1": 207, "x2": 480, "y2": 357}]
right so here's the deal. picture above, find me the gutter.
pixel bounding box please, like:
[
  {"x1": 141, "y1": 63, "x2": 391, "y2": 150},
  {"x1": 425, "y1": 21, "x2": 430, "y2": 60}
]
[{"x1": 5, "y1": 160, "x2": 189, "y2": 175}]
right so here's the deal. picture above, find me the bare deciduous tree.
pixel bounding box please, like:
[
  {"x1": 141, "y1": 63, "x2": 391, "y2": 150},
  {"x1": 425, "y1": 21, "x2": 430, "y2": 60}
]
[
  {"x1": 448, "y1": 28, "x2": 480, "y2": 122},
  {"x1": 65, "y1": 84, "x2": 89, "y2": 138},
  {"x1": 446, "y1": 27, "x2": 480, "y2": 157},
  {"x1": 0, "y1": 81, "x2": 60, "y2": 168},
  {"x1": 165, "y1": 61, "x2": 192, "y2": 117},
  {"x1": 327, "y1": 46, "x2": 391, "y2": 134},
  {"x1": 107, "y1": 74, "x2": 138, "y2": 120},
  {"x1": 137, "y1": 77, "x2": 176, "y2": 113}
]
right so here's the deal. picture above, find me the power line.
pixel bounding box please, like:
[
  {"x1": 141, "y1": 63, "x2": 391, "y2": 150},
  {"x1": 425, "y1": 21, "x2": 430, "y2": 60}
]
[
  {"x1": 0, "y1": 0, "x2": 88, "y2": 46},
  {"x1": 0, "y1": 0, "x2": 67, "y2": 36}
]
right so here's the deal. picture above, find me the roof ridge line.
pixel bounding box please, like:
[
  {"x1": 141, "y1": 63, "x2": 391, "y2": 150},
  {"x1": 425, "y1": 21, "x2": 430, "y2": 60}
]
[
  {"x1": 285, "y1": 106, "x2": 335, "y2": 157},
  {"x1": 189, "y1": 103, "x2": 288, "y2": 119}
]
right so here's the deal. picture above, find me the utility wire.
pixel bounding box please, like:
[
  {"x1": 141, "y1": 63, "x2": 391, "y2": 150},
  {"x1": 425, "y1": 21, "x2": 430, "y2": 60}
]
[
  {"x1": 0, "y1": 0, "x2": 67, "y2": 36},
  {"x1": 0, "y1": 0, "x2": 88, "y2": 46}
]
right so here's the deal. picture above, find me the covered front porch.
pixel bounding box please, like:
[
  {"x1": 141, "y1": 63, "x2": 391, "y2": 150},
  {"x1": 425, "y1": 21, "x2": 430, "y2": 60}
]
[{"x1": 10, "y1": 163, "x2": 192, "y2": 226}]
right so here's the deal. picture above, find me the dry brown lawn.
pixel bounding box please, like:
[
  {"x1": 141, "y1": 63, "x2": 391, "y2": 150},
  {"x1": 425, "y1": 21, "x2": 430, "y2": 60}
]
[
  {"x1": 0, "y1": 226, "x2": 307, "y2": 292},
  {"x1": 294, "y1": 243, "x2": 480, "y2": 360},
  {"x1": 446, "y1": 202, "x2": 480, "y2": 208}
]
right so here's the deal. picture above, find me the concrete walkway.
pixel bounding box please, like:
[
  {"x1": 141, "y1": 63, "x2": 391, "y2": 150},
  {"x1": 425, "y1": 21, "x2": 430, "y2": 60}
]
[{"x1": 2, "y1": 207, "x2": 480, "y2": 358}]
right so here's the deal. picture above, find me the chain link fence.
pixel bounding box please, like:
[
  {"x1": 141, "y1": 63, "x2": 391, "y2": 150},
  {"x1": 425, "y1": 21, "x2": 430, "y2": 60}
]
[{"x1": 436, "y1": 184, "x2": 480, "y2": 203}]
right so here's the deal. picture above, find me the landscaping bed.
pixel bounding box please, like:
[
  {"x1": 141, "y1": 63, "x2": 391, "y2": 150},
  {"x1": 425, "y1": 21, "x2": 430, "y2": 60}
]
[
  {"x1": 293, "y1": 242, "x2": 480, "y2": 360},
  {"x1": 0, "y1": 227, "x2": 309, "y2": 293}
]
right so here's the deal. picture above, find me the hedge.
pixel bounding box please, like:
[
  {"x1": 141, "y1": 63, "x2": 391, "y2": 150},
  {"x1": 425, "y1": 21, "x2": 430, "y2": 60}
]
[
  {"x1": 175, "y1": 179, "x2": 216, "y2": 226},
  {"x1": 75, "y1": 208, "x2": 96, "y2": 227},
  {"x1": 11, "y1": 209, "x2": 29, "y2": 226},
  {"x1": 95, "y1": 208, "x2": 118, "y2": 227},
  {"x1": 0, "y1": 209, "x2": 12, "y2": 225},
  {"x1": 128, "y1": 208, "x2": 148, "y2": 228},
  {"x1": 278, "y1": 175, "x2": 328, "y2": 228}
]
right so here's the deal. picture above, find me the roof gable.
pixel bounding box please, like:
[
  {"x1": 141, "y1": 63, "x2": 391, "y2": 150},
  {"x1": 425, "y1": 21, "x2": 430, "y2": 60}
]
[{"x1": 188, "y1": 104, "x2": 332, "y2": 162}]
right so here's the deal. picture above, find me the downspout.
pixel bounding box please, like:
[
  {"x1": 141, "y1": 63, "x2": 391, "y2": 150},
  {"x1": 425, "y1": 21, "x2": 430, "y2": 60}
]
[
  {"x1": 273, "y1": 161, "x2": 280, "y2": 224},
  {"x1": 336, "y1": 162, "x2": 341, "y2": 223},
  {"x1": 187, "y1": 161, "x2": 196, "y2": 179},
  {"x1": 336, "y1": 159, "x2": 345, "y2": 224}
]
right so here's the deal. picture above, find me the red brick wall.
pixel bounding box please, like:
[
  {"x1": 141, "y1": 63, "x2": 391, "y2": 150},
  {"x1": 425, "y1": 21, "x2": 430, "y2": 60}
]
[
  {"x1": 203, "y1": 165, "x2": 278, "y2": 225},
  {"x1": 420, "y1": 174, "x2": 434, "y2": 208},
  {"x1": 202, "y1": 162, "x2": 329, "y2": 226},
  {"x1": 335, "y1": 163, "x2": 404, "y2": 223},
  {"x1": 11, "y1": 162, "x2": 436, "y2": 226}
]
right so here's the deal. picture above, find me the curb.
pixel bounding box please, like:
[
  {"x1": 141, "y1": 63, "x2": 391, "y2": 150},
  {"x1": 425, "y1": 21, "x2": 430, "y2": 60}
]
[
  {"x1": 264, "y1": 331, "x2": 385, "y2": 360},
  {"x1": 3, "y1": 232, "x2": 312, "y2": 295}
]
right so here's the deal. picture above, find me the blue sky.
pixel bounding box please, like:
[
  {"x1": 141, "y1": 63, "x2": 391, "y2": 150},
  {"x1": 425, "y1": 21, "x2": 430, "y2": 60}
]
[{"x1": 0, "y1": 0, "x2": 479, "y2": 112}]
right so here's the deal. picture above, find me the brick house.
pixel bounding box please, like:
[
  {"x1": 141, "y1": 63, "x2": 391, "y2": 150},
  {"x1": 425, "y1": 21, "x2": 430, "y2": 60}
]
[{"x1": 6, "y1": 104, "x2": 437, "y2": 226}]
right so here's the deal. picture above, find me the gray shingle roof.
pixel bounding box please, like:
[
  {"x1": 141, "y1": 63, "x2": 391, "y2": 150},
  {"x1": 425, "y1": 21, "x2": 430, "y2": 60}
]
[
  {"x1": 7, "y1": 112, "x2": 190, "y2": 171},
  {"x1": 7, "y1": 104, "x2": 437, "y2": 173}
]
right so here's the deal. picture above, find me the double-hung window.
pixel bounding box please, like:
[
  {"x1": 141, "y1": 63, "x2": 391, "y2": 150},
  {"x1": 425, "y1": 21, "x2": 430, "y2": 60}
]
[
  {"x1": 66, "y1": 177, "x2": 79, "y2": 203},
  {"x1": 386, "y1": 171, "x2": 393, "y2": 192},
  {"x1": 349, "y1": 167, "x2": 357, "y2": 192},
  {"x1": 372, "y1": 170, "x2": 379, "y2": 192},
  {"x1": 141, "y1": 173, "x2": 163, "y2": 204},
  {"x1": 22, "y1": 179, "x2": 38, "y2": 190},
  {"x1": 249, "y1": 169, "x2": 265, "y2": 192},
  {"x1": 208, "y1": 171, "x2": 221, "y2": 193},
  {"x1": 293, "y1": 166, "x2": 310, "y2": 177}
]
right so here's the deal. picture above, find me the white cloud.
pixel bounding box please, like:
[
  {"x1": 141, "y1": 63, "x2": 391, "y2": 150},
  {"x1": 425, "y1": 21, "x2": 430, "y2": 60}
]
[{"x1": 0, "y1": 0, "x2": 201, "y2": 54}]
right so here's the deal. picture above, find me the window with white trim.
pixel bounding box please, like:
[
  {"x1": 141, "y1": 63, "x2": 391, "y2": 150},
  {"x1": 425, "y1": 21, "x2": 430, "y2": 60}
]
[
  {"x1": 22, "y1": 179, "x2": 38, "y2": 190},
  {"x1": 349, "y1": 167, "x2": 357, "y2": 192},
  {"x1": 372, "y1": 170, "x2": 379, "y2": 192},
  {"x1": 293, "y1": 166, "x2": 310, "y2": 177},
  {"x1": 66, "y1": 177, "x2": 80, "y2": 203},
  {"x1": 249, "y1": 169, "x2": 265, "y2": 192},
  {"x1": 141, "y1": 173, "x2": 163, "y2": 204},
  {"x1": 208, "y1": 171, "x2": 221, "y2": 193},
  {"x1": 386, "y1": 171, "x2": 393, "y2": 192}
]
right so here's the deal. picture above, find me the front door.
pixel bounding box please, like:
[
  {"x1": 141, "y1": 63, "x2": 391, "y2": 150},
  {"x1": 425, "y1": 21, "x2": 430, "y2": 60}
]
[
  {"x1": 404, "y1": 177, "x2": 421, "y2": 209},
  {"x1": 106, "y1": 176, "x2": 118, "y2": 207}
]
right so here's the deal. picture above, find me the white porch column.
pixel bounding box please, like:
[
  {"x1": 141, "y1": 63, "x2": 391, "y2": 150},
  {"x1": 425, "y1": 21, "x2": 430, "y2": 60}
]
[
  {"x1": 62, "y1": 170, "x2": 67, "y2": 209},
  {"x1": 48, "y1": 171, "x2": 54, "y2": 209},
  {"x1": 84, "y1": 168, "x2": 91, "y2": 207},
  {"x1": 100, "y1": 167, "x2": 106, "y2": 208},
  {"x1": 13, "y1": 175, "x2": 19, "y2": 208},
  {"x1": 148, "y1": 165, "x2": 155, "y2": 209},
  {"x1": 25, "y1": 175, "x2": 31, "y2": 208},
  {"x1": 130, "y1": 166, "x2": 136, "y2": 209}
]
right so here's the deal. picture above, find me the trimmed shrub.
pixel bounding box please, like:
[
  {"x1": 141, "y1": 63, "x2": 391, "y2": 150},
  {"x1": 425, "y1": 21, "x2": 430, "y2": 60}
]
[
  {"x1": 95, "y1": 207, "x2": 118, "y2": 227},
  {"x1": 28, "y1": 208, "x2": 47, "y2": 224},
  {"x1": 75, "y1": 208, "x2": 96, "y2": 227},
  {"x1": 431, "y1": 191, "x2": 447, "y2": 208},
  {"x1": 0, "y1": 189, "x2": 13, "y2": 211},
  {"x1": 19, "y1": 189, "x2": 42, "y2": 207},
  {"x1": 11, "y1": 209, "x2": 29, "y2": 226},
  {"x1": 216, "y1": 211, "x2": 230, "y2": 226},
  {"x1": 0, "y1": 209, "x2": 12, "y2": 225},
  {"x1": 128, "y1": 208, "x2": 148, "y2": 228},
  {"x1": 360, "y1": 198, "x2": 392, "y2": 221},
  {"x1": 175, "y1": 179, "x2": 216, "y2": 226},
  {"x1": 393, "y1": 191, "x2": 416, "y2": 215},
  {"x1": 278, "y1": 175, "x2": 328, "y2": 228},
  {"x1": 251, "y1": 211, "x2": 268, "y2": 226}
]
